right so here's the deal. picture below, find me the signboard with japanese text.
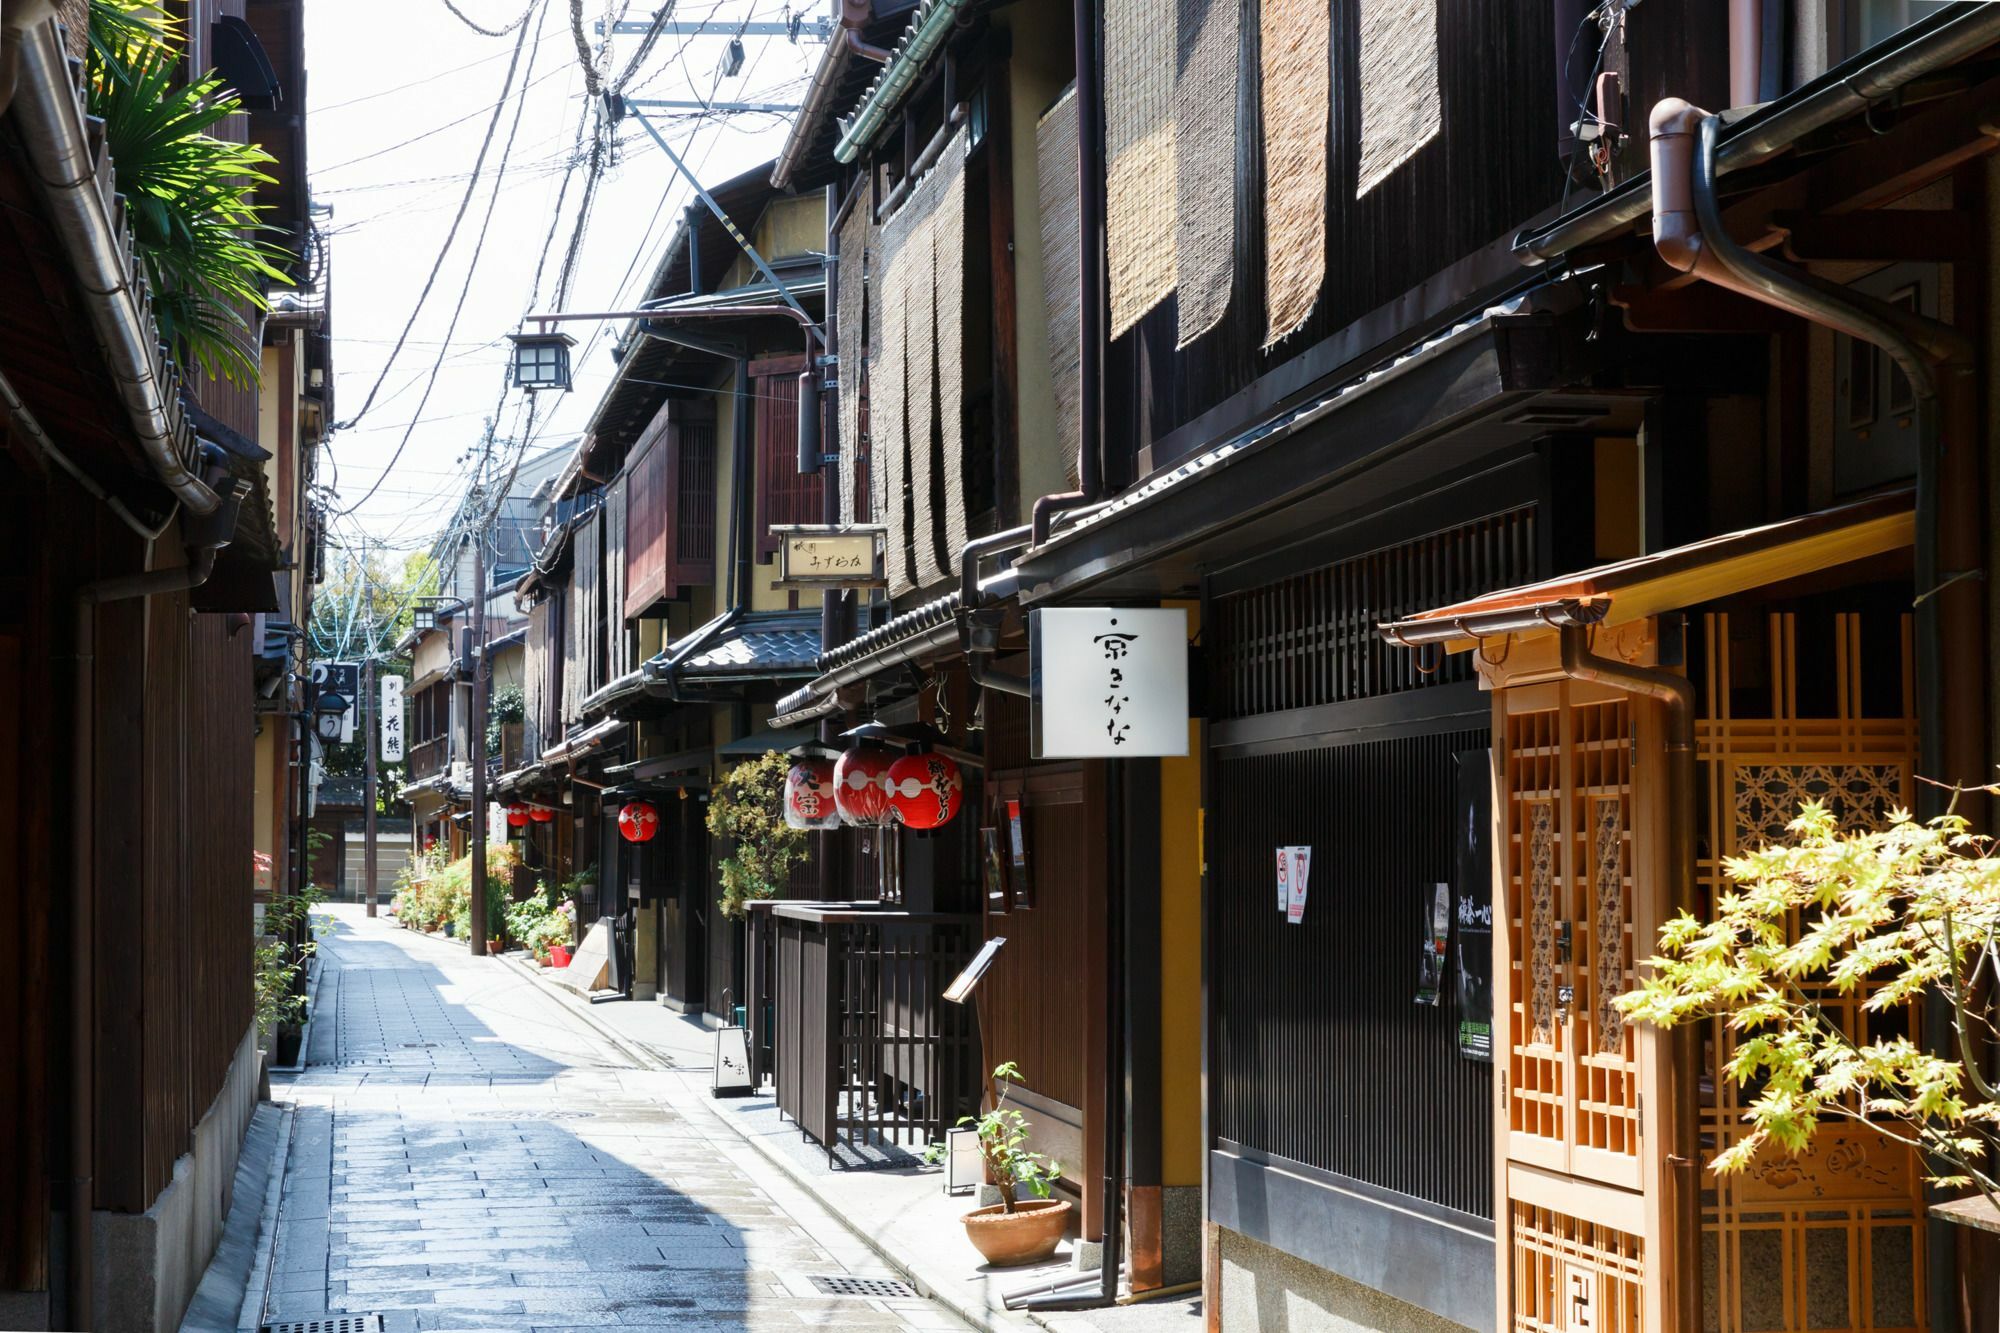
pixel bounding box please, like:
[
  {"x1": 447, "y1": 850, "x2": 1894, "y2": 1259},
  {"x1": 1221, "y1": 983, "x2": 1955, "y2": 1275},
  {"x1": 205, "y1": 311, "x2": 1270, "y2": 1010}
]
[
  {"x1": 380, "y1": 672, "x2": 406, "y2": 762},
  {"x1": 772, "y1": 526, "x2": 885, "y2": 588},
  {"x1": 309, "y1": 660, "x2": 359, "y2": 744},
  {"x1": 1028, "y1": 607, "x2": 1189, "y2": 758}
]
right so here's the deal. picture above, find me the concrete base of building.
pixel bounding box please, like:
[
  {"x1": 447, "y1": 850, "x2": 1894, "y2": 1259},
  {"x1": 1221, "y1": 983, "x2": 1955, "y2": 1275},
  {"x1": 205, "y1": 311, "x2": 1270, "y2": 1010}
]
[
  {"x1": 0, "y1": 1291, "x2": 50, "y2": 1329},
  {"x1": 1214, "y1": 1225, "x2": 1478, "y2": 1333},
  {"x1": 94, "y1": 1023, "x2": 265, "y2": 1333}
]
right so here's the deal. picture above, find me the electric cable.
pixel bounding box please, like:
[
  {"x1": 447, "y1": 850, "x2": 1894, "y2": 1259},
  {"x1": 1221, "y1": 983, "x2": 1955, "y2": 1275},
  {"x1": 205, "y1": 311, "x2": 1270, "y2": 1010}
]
[
  {"x1": 439, "y1": 0, "x2": 539, "y2": 37},
  {"x1": 330, "y1": 8, "x2": 539, "y2": 435},
  {"x1": 333, "y1": 0, "x2": 552, "y2": 515}
]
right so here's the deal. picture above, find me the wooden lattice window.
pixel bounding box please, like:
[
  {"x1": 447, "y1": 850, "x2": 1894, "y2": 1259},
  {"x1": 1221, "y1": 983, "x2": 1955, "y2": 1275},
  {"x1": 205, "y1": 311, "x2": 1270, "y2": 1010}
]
[
  {"x1": 1501, "y1": 690, "x2": 1644, "y2": 1192},
  {"x1": 1695, "y1": 610, "x2": 1925, "y2": 1333},
  {"x1": 751, "y1": 354, "x2": 824, "y2": 558},
  {"x1": 1509, "y1": 1202, "x2": 1644, "y2": 1333},
  {"x1": 1211, "y1": 505, "x2": 1538, "y2": 718},
  {"x1": 625, "y1": 399, "x2": 716, "y2": 617}
]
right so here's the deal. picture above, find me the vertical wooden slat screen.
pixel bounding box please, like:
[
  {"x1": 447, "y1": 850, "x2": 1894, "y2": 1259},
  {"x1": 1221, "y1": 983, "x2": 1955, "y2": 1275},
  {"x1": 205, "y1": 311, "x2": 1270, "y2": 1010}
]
[
  {"x1": 1211, "y1": 506, "x2": 1537, "y2": 718},
  {"x1": 674, "y1": 411, "x2": 717, "y2": 584},
  {"x1": 750, "y1": 356, "x2": 822, "y2": 557},
  {"x1": 625, "y1": 419, "x2": 672, "y2": 615},
  {"x1": 1211, "y1": 728, "x2": 1493, "y2": 1217}
]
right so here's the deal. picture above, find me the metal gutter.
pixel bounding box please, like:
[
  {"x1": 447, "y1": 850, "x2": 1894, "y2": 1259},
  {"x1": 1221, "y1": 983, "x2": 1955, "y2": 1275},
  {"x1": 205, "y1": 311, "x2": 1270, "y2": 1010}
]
[
  {"x1": 1513, "y1": 1, "x2": 2000, "y2": 264},
  {"x1": 772, "y1": 1, "x2": 889, "y2": 189},
  {"x1": 13, "y1": 16, "x2": 219, "y2": 512},
  {"x1": 832, "y1": 0, "x2": 971, "y2": 165}
]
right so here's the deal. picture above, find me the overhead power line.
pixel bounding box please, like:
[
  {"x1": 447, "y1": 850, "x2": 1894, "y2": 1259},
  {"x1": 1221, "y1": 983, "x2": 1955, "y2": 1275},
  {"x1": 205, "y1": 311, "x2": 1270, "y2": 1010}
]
[{"x1": 331, "y1": 7, "x2": 541, "y2": 436}]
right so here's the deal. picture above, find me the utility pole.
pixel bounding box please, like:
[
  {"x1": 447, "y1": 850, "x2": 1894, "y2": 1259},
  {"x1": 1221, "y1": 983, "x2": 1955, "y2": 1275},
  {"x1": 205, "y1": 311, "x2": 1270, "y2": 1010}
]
[
  {"x1": 363, "y1": 652, "x2": 379, "y2": 917},
  {"x1": 468, "y1": 465, "x2": 491, "y2": 956}
]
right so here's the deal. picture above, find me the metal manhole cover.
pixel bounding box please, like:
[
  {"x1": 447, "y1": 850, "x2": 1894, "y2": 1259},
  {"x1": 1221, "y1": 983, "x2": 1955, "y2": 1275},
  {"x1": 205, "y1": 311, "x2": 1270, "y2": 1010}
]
[
  {"x1": 400, "y1": 1042, "x2": 438, "y2": 1049},
  {"x1": 263, "y1": 1315, "x2": 384, "y2": 1333},
  {"x1": 809, "y1": 1275, "x2": 919, "y2": 1299},
  {"x1": 463, "y1": 1109, "x2": 595, "y2": 1121}
]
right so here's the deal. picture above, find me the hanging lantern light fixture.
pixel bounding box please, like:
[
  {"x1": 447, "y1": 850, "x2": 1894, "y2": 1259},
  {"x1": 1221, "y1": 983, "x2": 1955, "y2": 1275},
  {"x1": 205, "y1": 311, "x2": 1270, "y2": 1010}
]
[
  {"x1": 618, "y1": 800, "x2": 661, "y2": 843},
  {"x1": 529, "y1": 804, "x2": 555, "y2": 824},
  {"x1": 887, "y1": 751, "x2": 963, "y2": 830},
  {"x1": 508, "y1": 328, "x2": 576, "y2": 392},
  {"x1": 505, "y1": 802, "x2": 531, "y2": 828},
  {"x1": 833, "y1": 742, "x2": 898, "y2": 827},
  {"x1": 783, "y1": 746, "x2": 842, "y2": 830}
]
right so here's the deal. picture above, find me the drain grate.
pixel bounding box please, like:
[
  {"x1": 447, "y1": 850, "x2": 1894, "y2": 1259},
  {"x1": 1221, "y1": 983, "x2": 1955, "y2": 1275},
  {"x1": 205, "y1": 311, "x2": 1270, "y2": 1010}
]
[
  {"x1": 262, "y1": 1315, "x2": 384, "y2": 1333},
  {"x1": 462, "y1": 1108, "x2": 595, "y2": 1121},
  {"x1": 809, "y1": 1274, "x2": 919, "y2": 1299}
]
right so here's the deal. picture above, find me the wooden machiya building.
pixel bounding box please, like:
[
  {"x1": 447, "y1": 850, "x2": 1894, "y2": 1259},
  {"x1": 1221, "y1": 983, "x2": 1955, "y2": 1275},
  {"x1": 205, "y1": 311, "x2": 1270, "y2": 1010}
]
[
  {"x1": 0, "y1": 1, "x2": 325, "y2": 1328},
  {"x1": 989, "y1": 1, "x2": 2000, "y2": 1332},
  {"x1": 503, "y1": 160, "x2": 841, "y2": 1012}
]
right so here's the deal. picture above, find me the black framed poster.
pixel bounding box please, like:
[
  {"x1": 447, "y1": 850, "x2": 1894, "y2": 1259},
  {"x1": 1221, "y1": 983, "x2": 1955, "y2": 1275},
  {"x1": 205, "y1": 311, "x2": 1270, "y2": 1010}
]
[{"x1": 1453, "y1": 748, "x2": 1495, "y2": 1063}]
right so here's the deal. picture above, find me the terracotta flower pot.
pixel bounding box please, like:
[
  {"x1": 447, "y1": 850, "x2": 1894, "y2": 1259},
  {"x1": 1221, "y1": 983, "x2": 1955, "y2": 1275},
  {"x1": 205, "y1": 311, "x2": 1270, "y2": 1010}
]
[{"x1": 960, "y1": 1198, "x2": 1071, "y2": 1267}]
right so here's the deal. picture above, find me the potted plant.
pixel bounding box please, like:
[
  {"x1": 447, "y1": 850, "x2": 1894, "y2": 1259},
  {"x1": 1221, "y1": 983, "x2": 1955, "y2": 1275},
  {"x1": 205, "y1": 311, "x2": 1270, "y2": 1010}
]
[
  {"x1": 1618, "y1": 795, "x2": 2000, "y2": 1234},
  {"x1": 927, "y1": 1062, "x2": 1071, "y2": 1266}
]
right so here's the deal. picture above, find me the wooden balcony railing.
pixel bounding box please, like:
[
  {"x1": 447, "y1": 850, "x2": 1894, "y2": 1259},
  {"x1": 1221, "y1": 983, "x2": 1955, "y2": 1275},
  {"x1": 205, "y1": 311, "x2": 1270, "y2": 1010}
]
[
  {"x1": 407, "y1": 735, "x2": 448, "y2": 780},
  {"x1": 746, "y1": 902, "x2": 980, "y2": 1165}
]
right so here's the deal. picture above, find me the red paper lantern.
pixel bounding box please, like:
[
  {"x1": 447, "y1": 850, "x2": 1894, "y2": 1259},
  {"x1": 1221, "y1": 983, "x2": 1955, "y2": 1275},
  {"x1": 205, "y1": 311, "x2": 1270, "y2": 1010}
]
[
  {"x1": 529, "y1": 805, "x2": 555, "y2": 824},
  {"x1": 785, "y1": 753, "x2": 841, "y2": 830},
  {"x1": 505, "y1": 802, "x2": 531, "y2": 828},
  {"x1": 833, "y1": 744, "x2": 898, "y2": 827},
  {"x1": 887, "y1": 752, "x2": 963, "y2": 829},
  {"x1": 618, "y1": 800, "x2": 660, "y2": 843}
]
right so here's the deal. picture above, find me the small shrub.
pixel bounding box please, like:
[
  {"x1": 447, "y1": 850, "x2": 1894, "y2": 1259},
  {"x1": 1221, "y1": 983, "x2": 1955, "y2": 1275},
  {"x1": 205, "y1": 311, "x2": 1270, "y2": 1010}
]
[{"x1": 707, "y1": 752, "x2": 808, "y2": 919}]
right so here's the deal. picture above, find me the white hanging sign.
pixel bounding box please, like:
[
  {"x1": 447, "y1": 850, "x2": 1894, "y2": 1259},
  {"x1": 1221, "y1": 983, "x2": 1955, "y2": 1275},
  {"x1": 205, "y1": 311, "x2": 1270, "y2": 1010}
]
[
  {"x1": 1028, "y1": 607, "x2": 1189, "y2": 759},
  {"x1": 380, "y1": 673, "x2": 406, "y2": 762}
]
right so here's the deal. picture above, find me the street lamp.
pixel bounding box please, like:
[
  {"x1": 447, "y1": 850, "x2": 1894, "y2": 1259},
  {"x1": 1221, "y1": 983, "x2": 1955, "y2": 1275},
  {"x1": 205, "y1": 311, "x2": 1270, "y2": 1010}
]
[
  {"x1": 313, "y1": 692, "x2": 348, "y2": 742},
  {"x1": 509, "y1": 330, "x2": 576, "y2": 392},
  {"x1": 413, "y1": 602, "x2": 437, "y2": 632}
]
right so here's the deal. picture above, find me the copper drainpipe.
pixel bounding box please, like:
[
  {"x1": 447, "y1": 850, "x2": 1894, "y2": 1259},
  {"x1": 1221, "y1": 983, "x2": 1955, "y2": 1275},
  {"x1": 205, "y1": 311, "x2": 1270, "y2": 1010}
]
[
  {"x1": 1558, "y1": 625, "x2": 1698, "y2": 1333},
  {"x1": 1647, "y1": 97, "x2": 1986, "y2": 1330},
  {"x1": 1728, "y1": 0, "x2": 1762, "y2": 108}
]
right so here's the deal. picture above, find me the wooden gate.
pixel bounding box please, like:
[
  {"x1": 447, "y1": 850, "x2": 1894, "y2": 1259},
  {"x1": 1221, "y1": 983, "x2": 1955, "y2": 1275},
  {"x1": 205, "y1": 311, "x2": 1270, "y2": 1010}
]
[
  {"x1": 1493, "y1": 647, "x2": 1669, "y2": 1333},
  {"x1": 1695, "y1": 611, "x2": 1924, "y2": 1333}
]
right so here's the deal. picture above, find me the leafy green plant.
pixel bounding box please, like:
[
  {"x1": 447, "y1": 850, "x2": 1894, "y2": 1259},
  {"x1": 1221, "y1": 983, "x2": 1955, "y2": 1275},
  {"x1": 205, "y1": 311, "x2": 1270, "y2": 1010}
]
[
  {"x1": 1617, "y1": 796, "x2": 2000, "y2": 1213},
  {"x1": 87, "y1": 0, "x2": 293, "y2": 385},
  {"x1": 390, "y1": 842, "x2": 519, "y2": 939},
  {"x1": 924, "y1": 1062, "x2": 1063, "y2": 1213},
  {"x1": 707, "y1": 752, "x2": 808, "y2": 920},
  {"x1": 487, "y1": 684, "x2": 524, "y2": 755},
  {"x1": 255, "y1": 880, "x2": 324, "y2": 1035}
]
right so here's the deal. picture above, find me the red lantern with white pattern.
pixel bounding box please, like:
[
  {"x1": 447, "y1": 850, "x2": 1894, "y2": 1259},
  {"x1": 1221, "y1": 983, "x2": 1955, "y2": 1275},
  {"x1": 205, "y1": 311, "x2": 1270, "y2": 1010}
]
[
  {"x1": 833, "y1": 744, "x2": 898, "y2": 827},
  {"x1": 618, "y1": 800, "x2": 660, "y2": 843},
  {"x1": 529, "y1": 805, "x2": 555, "y2": 824},
  {"x1": 887, "y1": 751, "x2": 963, "y2": 830},
  {"x1": 784, "y1": 752, "x2": 841, "y2": 830},
  {"x1": 505, "y1": 802, "x2": 531, "y2": 828}
]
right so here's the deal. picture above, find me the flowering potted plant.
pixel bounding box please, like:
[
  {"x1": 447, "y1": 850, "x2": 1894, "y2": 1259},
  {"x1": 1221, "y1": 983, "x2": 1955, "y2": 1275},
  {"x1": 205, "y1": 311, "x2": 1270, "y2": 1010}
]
[{"x1": 926, "y1": 1062, "x2": 1070, "y2": 1266}]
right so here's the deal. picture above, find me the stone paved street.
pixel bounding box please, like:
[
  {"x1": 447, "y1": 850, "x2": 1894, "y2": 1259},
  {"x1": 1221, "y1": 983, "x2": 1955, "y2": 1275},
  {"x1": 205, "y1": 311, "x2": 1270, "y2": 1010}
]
[{"x1": 263, "y1": 906, "x2": 973, "y2": 1332}]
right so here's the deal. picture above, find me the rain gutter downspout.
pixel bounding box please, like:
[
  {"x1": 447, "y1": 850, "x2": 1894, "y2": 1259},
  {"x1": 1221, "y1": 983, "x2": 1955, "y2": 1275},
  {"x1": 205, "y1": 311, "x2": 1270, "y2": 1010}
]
[
  {"x1": 0, "y1": 0, "x2": 54, "y2": 118},
  {"x1": 959, "y1": 524, "x2": 1033, "y2": 698},
  {"x1": 13, "y1": 16, "x2": 219, "y2": 514},
  {"x1": 0, "y1": 367, "x2": 175, "y2": 541},
  {"x1": 67, "y1": 454, "x2": 243, "y2": 1328},
  {"x1": 1030, "y1": 0, "x2": 1107, "y2": 547},
  {"x1": 1557, "y1": 625, "x2": 1698, "y2": 1333},
  {"x1": 831, "y1": 0, "x2": 972, "y2": 165},
  {"x1": 1515, "y1": 4, "x2": 2000, "y2": 264},
  {"x1": 772, "y1": 0, "x2": 888, "y2": 190},
  {"x1": 1648, "y1": 100, "x2": 1984, "y2": 1329}
]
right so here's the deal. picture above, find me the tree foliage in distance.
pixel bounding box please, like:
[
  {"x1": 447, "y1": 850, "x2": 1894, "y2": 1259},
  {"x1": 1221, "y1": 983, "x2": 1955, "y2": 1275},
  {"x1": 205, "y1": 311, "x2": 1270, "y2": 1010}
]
[
  {"x1": 706, "y1": 752, "x2": 808, "y2": 920},
  {"x1": 1617, "y1": 797, "x2": 2000, "y2": 1212},
  {"x1": 87, "y1": 0, "x2": 294, "y2": 386}
]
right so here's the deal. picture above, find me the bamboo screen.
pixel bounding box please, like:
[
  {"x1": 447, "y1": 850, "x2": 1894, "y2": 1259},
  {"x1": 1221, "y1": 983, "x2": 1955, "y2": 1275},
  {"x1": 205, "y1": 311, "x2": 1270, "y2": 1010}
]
[
  {"x1": 1501, "y1": 687, "x2": 1643, "y2": 1192},
  {"x1": 1695, "y1": 611, "x2": 1925, "y2": 1333}
]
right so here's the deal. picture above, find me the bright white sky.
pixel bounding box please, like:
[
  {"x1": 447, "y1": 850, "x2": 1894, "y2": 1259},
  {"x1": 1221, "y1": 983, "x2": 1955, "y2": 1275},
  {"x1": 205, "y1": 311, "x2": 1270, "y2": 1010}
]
[{"x1": 305, "y1": 0, "x2": 821, "y2": 558}]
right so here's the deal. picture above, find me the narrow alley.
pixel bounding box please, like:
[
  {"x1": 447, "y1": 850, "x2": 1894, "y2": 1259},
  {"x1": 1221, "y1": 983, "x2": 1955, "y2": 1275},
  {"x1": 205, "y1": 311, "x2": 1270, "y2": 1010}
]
[{"x1": 258, "y1": 907, "x2": 971, "y2": 1333}]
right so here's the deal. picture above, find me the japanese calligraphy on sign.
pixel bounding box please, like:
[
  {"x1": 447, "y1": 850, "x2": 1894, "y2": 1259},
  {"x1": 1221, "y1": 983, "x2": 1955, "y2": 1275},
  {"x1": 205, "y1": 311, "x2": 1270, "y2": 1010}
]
[
  {"x1": 380, "y1": 672, "x2": 406, "y2": 763},
  {"x1": 773, "y1": 526, "x2": 885, "y2": 588},
  {"x1": 1028, "y1": 608, "x2": 1190, "y2": 758}
]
